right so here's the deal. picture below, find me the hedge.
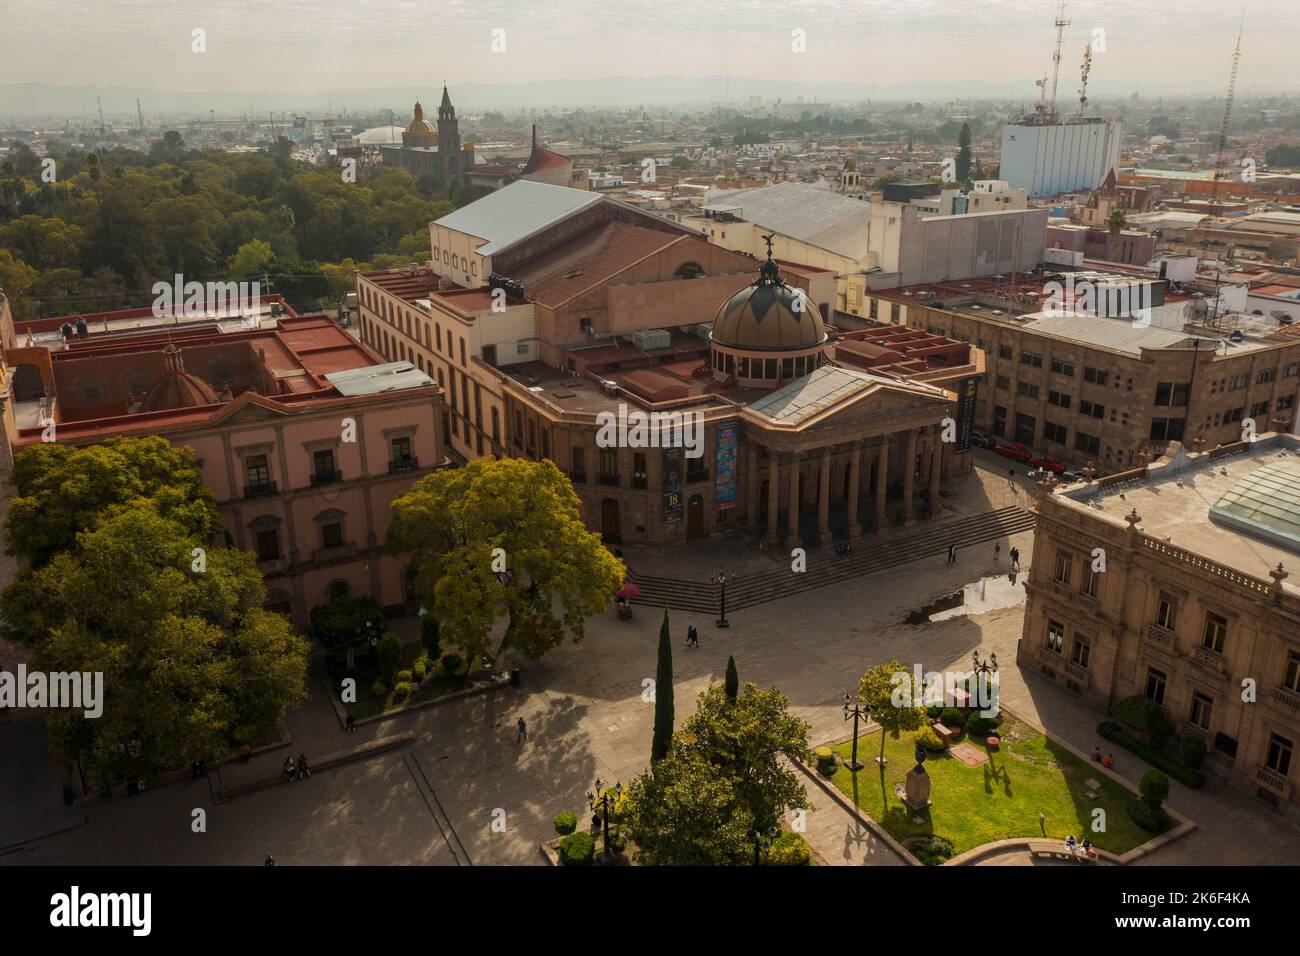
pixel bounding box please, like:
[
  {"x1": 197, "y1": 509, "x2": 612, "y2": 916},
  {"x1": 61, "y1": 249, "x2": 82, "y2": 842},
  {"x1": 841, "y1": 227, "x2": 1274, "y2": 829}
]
[
  {"x1": 558, "y1": 831, "x2": 595, "y2": 866},
  {"x1": 1110, "y1": 695, "x2": 1163, "y2": 733},
  {"x1": 1097, "y1": 723, "x2": 1205, "y2": 788},
  {"x1": 553, "y1": 811, "x2": 577, "y2": 836},
  {"x1": 767, "y1": 832, "x2": 812, "y2": 866}
]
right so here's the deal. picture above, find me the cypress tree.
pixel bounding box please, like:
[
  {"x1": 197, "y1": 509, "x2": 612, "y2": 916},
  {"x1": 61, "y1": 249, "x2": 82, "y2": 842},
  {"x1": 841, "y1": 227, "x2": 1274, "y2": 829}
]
[
  {"x1": 651, "y1": 610, "x2": 674, "y2": 762},
  {"x1": 724, "y1": 655, "x2": 739, "y2": 700}
]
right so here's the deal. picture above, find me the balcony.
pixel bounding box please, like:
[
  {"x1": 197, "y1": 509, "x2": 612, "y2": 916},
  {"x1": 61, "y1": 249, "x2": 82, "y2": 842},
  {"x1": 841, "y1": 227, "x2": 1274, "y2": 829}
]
[
  {"x1": 1255, "y1": 765, "x2": 1292, "y2": 800},
  {"x1": 1191, "y1": 644, "x2": 1229, "y2": 676},
  {"x1": 1142, "y1": 623, "x2": 1176, "y2": 653},
  {"x1": 1063, "y1": 659, "x2": 1089, "y2": 684},
  {"x1": 1037, "y1": 645, "x2": 1062, "y2": 667},
  {"x1": 388, "y1": 457, "x2": 419, "y2": 474},
  {"x1": 244, "y1": 481, "x2": 278, "y2": 499},
  {"x1": 1180, "y1": 720, "x2": 1211, "y2": 740},
  {"x1": 310, "y1": 470, "x2": 342, "y2": 486},
  {"x1": 1272, "y1": 685, "x2": 1300, "y2": 715},
  {"x1": 1046, "y1": 580, "x2": 1099, "y2": 614}
]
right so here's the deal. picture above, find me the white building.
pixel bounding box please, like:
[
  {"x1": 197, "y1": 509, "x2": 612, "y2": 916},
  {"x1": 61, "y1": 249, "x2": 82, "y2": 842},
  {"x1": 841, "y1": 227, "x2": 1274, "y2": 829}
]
[{"x1": 999, "y1": 117, "x2": 1122, "y2": 197}]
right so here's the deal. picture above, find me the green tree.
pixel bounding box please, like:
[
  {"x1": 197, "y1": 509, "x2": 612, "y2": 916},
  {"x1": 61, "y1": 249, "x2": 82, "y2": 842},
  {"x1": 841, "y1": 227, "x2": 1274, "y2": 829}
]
[
  {"x1": 30, "y1": 505, "x2": 309, "y2": 785},
  {"x1": 229, "y1": 239, "x2": 274, "y2": 281},
  {"x1": 386, "y1": 458, "x2": 625, "y2": 665},
  {"x1": 376, "y1": 631, "x2": 403, "y2": 683},
  {"x1": 956, "y1": 122, "x2": 972, "y2": 183},
  {"x1": 1105, "y1": 207, "x2": 1127, "y2": 261},
  {"x1": 652, "y1": 611, "x2": 674, "y2": 762},
  {"x1": 855, "y1": 659, "x2": 927, "y2": 767},
  {"x1": 1139, "y1": 769, "x2": 1170, "y2": 809},
  {"x1": 724, "y1": 655, "x2": 738, "y2": 700}
]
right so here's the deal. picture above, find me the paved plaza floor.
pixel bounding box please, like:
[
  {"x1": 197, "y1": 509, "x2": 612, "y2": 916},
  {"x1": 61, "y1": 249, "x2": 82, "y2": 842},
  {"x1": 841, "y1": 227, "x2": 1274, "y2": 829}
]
[{"x1": 3, "y1": 456, "x2": 1296, "y2": 867}]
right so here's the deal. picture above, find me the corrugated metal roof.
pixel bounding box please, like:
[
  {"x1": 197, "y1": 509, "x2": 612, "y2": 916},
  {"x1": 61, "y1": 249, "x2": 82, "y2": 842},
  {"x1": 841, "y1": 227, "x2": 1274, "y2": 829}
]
[
  {"x1": 326, "y1": 361, "x2": 434, "y2": 396},
  {"x1": 703, "y1": 182, "x2": 869, "y2": 261},
  {"x1": 1021, "y1": 313, "x2": 1190, "y2": 355},
  {"x1": 434, "y1": 180, "x2": 602, "y2": 256}
]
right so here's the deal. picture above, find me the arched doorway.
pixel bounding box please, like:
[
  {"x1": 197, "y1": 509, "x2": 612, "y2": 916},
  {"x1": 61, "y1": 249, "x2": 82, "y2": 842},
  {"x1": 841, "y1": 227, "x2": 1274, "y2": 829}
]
[
  {"x1": 686, "y1": 495, "x2": 704, "y2": 540},
  {"x1": 600, "y1": 498, "x2": 621, "y2": 543}
]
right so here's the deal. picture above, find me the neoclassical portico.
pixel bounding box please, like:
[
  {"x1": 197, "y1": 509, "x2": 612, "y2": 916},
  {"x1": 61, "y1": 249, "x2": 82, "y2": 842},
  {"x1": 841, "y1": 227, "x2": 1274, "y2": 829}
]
[{"x1": 740, "y1": 365, "x2": 954, "y2": 548}]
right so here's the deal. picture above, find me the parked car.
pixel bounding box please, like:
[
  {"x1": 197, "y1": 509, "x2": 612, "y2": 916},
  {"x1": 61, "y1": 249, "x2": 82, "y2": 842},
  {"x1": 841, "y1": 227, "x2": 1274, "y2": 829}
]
[
  {"x1": 1029, "y1": 453, "x2": 1067, "y2": 474},
  {"x1": 1060, "y1": 470, "x2": 1086, "y2": 483},
  {"x1": 994, "y1": 442, "x2": 1033, "y2": 463},
  {"x1": 969, "y1": 429, "x2": 996, "y2": 450}
]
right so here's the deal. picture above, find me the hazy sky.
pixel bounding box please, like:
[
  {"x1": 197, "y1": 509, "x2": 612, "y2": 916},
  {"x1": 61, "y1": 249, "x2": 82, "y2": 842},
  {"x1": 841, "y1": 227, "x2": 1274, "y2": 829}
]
[{"x1": 1, "y1": 0, "x2": 1292, "y2": 95}]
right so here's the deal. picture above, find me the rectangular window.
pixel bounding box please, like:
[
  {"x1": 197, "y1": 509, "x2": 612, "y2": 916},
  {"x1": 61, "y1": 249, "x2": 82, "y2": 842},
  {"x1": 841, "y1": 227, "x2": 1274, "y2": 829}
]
[
  {"x1": 312, "y1": 448, "x2": 338, "y2": 483},
  {"x1": 1053, "y1": 550, "x2": 1073, "y2": 585},
  {"x1": 1265, "y1": 733, "x2": 1293, "y2": 778},
  {"x1": 1047, "y1": 390, "x2": 1071, "y2": 409},
  {"x1": 1190, "y1": 692, "x2": 1213, "y2": 732},
  {"x1": 1051, "y1": 358, "x2": 1075, "y2": 377},
  {"x1": 598, "y1": 449, "x2": 619, "y2": 485},
  {"x1": 1045, "y1": 619, "x2": 1064, "y2": 654},
  {"x1": 1043, "y1": 421, "x2": 1067, "y2": 443},
  {"x1": 255, "y1": 529, "x2": 280, "y2": 562},
  {"x1": 1144, "y1": 667, "x2": 1166, "y2": 706},
  {"x1": 1149, "y1": 418, "x2": 1186, "y2": 442},
  {"x1": 1081, "y1": 564, "x2": 1098, "y2": 597},
  {"x1": 992, "y1": 405, "x2": 1007, "y2": 438},
  {"x1": 1084, "y1": 366, "x2": 1109, "y2": 386},
  {"x1": 1017, "y1": 381, "x2": 1040, "y2": 399},
  {"x1": 571, "y1": 447, "x2": 586, "y2": 482},
  {"x1": 1250, "y1": 400, "x2": 1270, "y2": 419},
  {"x1": 1074, "y1": 432, "x2": 1100, "y2": 455},
  {"x1": 1285, "y1": 651, "x2": 1300, "y2": 693},
  {"x1": 321, "y1": 522, "x2": 344, "y2": 550},
  {"x1": 1156, "y1": 593, "x2": 1177, "y2": 630},
  {"x1": 1020, "y1": 350, "x2": 1043, "y2": 368},
  {"x1": 1079, "y1": 399, "x2": 1104, "y2": 419},
  {"x1": 460, "y1": 337, "x2": 467, "y2": 366},
  {"x1": 1257, "y1": 367, "x2": 1277, "y2": 384},
  {"x1": 1223, "y1": 407, "x2": 1245, "y2": 424},
  {"x1": 998, "y1": 344, "x2": 1013, "y2": 360},
  {"x1": 632, "y1": 453, "x2": 648, "y2": 489},
  {"x1": 996, "y1": 374, "x2": 1010, "y2": 391},
  {"x1": 1283, "y1": 362, "x2": 1298, "y2": 378},
  {"x1": 1071, "y1": 638, "x2": 1091, "y2": 669},
  {"x1": 1202, "y1": 612, "x2": 1227, "y2": 653}
]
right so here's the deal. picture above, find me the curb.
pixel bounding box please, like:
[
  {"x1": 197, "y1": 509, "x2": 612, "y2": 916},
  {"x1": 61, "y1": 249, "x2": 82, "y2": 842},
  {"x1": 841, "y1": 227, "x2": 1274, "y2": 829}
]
[
  {"x1": 317, "y1": 660, "x2": 514, "y2": 730},
  {"x1": 217, "y1": 731, "x2": 417, "y2": 800},
  {"x1": 790, "y1": 754, "x2": 921, "y2": 866}
]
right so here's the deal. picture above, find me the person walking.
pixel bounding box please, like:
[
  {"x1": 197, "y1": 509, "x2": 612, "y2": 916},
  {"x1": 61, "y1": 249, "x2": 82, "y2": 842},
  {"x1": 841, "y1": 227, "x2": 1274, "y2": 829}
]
[
  {"x1": 516, "y1": 716, "x2": 527, "y2": 745},
  {"x1": 687, "y1": 624, "x2": 699, "y2": 648},
  {"x1": 994, "y1": 542, "x2": 1001, "y2": 564},
  {"x1": 345, "y1": 714, "x2": 355, "y2": 732},
  {"x1": 947, "y1": 543, "x2": 957, "y2": 564},
  {"x1": 296, "y1": 754, "x2": 310, "y2": 780},
  {"x1": 1010, "y1": 546, "x2": 1020, "y2": 572},
  {"x1": 284, "y1": 756, "x2": 296, "y2": 783}
]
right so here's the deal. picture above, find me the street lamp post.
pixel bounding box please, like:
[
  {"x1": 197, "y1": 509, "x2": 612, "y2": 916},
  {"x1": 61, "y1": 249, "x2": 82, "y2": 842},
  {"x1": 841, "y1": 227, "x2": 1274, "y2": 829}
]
[
  {"x1": 749, "y1": 824, "x2": 779, "y2": 867},
  {"x1": 843, "y1": 694, "x2": 867, "y2": 772},
  {"x1": 586, "y1": 777, "x2": 621, "y2": 862},
  {"x1": 711, "y1": 569, "x2": 734, "y2": 628},
  {"x1": 972, "y1": 650, "x2": 998, "y2": 711}
]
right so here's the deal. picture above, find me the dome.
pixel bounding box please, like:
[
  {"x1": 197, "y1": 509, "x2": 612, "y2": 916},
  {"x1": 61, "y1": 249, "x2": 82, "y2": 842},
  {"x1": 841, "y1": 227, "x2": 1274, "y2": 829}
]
[
  {"x1": 406, "y1": 102, "x2": 434, "y2": 133},
  {"x1": 711, "y1": 256, "x2": 827, "y2": 352},
  {"x1": 140, "y1": 345, "x2": 219, "y2": 412}
]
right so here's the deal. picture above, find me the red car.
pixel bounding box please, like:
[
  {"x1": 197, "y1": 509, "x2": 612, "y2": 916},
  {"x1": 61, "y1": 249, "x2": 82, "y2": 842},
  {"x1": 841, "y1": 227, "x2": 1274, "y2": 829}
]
[
  {"x1": 994, "y1": 442, "x2": 1033, "y2": 463},
  {"x1": 1029, "y1": 453, "x2": 1067, "y2": 474}
]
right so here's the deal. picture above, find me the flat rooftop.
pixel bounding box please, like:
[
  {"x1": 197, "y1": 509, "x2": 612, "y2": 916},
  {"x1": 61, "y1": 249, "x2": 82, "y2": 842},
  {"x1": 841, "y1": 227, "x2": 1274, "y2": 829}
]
[{"x1": 1060, "y1": 437, "x2": 1300, "y2": 582}]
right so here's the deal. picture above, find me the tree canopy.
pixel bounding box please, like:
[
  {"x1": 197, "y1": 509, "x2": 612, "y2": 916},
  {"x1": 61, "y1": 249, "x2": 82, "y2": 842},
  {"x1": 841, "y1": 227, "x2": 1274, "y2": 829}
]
[{"x1": 386, "y1": 457, "x2": 625, "y2": 664}]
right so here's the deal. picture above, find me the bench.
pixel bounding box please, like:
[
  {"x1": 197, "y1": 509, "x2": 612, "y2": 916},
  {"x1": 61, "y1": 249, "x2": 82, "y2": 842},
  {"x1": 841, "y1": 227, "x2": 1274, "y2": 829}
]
[
  {"x1": 932, "y1": 722, "x2": 957, "y2": 745},
  {"x1": 1027, "y1": 839, "x2": 1097, "y2": 863}
]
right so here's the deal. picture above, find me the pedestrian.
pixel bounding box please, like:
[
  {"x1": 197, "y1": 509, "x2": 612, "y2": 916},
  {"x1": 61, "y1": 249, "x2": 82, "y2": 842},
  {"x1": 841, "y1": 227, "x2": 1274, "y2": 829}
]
[
  {"x1": 297, "y1": 754, "x2": 310, "y2": 780},
  {"x1": 947, "y1": 543, "x2": 957, "y2": 564},
  {"x1": 1091, "y1": 745, "x2": 1102, "y2": 762},
  {"x1": 687, "y1": 624, "x2": 699, "y2": 648},
  {"x1": 284, "y1": 756, "x2": 296, "y2": 783},
  {"x1": 994, "y1": 542, "x2": 1001, "y2": 564},
  {"x1": 1010, "y1": 546, "x2": 1020, "y2": 571},
  {"x1": 516, "y1": 716, "x2": 527, "y2": 745},
  {"x1": 345, "y1": 714, "x2": 356, "y2": 732},
  {"x1": 264, "y1": 854, "x2": 276, "y2": 867}
]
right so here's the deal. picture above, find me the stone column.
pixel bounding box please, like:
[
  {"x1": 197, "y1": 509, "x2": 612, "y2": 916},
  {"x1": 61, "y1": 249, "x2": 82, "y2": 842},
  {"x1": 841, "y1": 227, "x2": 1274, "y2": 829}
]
[
  {"x1": 847, "y1": 442, "x2": 862, "y2": 539},
  {"x1": 874, "y1": 439, "x2": 889, "y2": 532},
  {"x1": 766, "y1": 454, "x2": 780, "y2": 542},
  {"x1": 928, "y1": 428, "x2": 943, "y2": 518},
  {"x1": 818, "y1": 446, "x2": 833, "y2": 547},
  {"x1": 902, "y1": 428, "x2": 917, "y2": 527},
  {"x1": 745, "y1": 445, "x2": 760, "y2": 526},
  {"x1": 784, "y1": 454, "x2": 801, "y2": 550}
]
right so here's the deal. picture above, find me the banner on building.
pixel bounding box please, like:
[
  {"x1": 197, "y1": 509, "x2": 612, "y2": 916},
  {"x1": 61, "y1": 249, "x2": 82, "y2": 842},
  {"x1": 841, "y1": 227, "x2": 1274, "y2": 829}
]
[
  {"x1": 955, "y1": 376, "x2": 978, "y2": 453},
  {"x1": 662, "y1": 447, "x2": 683, "y2": 523},
  {"x1": 714, "y1": 422, "x2": 738, "y2": 510}
]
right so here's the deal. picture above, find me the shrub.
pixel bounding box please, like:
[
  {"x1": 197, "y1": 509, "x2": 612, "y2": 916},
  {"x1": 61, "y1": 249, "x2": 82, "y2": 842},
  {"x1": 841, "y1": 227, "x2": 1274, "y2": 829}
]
[
  {"x1": 420, "y1": 614, "x2": 441, "y2": 658},
  {"x1": 392, "y1": 681, "x2": 413, "y2": 702},
  {"x1": 371, "y1": 680, "x2": 388, "y2": 698},
  {"x1": 965, "y1": 715, "x2": 1001, "y2": 737},
  {"x1": 377, "y1": 632, "x2": 403, "y2": 683},
  {"x1": 939, "y1": 707, "x2": 965, "y2": 728},
  {"x1": 1110, "y1": 695, "x2": 1164, "y2": 734},
  {"x1": 1139, "y1": 769, "x2": 1170, "y2": 808},
  {"x1": 1148, "y1": 717, "x2": 1170, "y2": 747},
  {"x1": 558, "y1": 831, "x2": 595, "y2": 866},
  {"x1": 1098, "y1": 723, "x2": 1205, "y2": 788},
  {"x1": 925, "y1": 704, "x2": 944, "y2": 719},
  {"x1": 1178, "y1": 735, "x2": 1207, "y2": 770},
  {"x1": 396, "y1": 669, "x2": 413, "y2": 684},
  {"x1": 441, "y1": 653, "x2": 464, "y2": 676},
  {"x1": 1096, "y1": 720, "x2": 1122, "y2": 736},
  {"x1": 1127, "y1": 798, "x2": 1171, "y2": 833},
  {"x1": 910, "y1": 835, "x2": 955, "y2": 866},
  {"x1": 553, "y1": 811, "x2": 578, "y2": 836},
  {"x1": 767, "y1": 832, "x2": 812, "y2": 866},
  {"x1": 814, "y1": 746, "x2": 839, "y2": 777},
  {"x1": 915, "y1": 726, "x2": 946, "y2": 752},
  {"x1": 412, "y1": 659, "x2": 428, "y2": 682}
]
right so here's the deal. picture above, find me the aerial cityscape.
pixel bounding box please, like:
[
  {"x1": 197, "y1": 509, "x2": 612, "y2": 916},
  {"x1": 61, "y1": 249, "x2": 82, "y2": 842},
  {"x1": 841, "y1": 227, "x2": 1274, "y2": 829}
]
[{"x1": 0, "y1": 0, "x2": 1296, "y2": 930}]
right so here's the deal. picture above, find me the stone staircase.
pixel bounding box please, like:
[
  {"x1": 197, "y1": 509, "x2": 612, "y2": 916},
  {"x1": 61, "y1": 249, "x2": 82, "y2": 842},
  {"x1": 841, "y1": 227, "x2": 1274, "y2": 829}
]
[{"x1": 626, "y1": 506, "x2": 1036, "y2": 614}]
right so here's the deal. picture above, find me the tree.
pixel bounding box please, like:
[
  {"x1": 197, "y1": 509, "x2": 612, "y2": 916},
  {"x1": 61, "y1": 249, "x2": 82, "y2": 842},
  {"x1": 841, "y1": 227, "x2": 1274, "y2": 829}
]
[
  {"x1": 855, "y1": 659, "x2": 927, "y2": 767},
  {"x1": 956, "y1": 122, "x2": 972, "y2": 183},
  {"x1": 679, "y1": 683, "x2": 810, "y2": 831},
  {"x1": 724, "y1": 655, "x2": 738, "y2": 700},
  {"x1": 376, "y1": 631, "x2": 403, "y2": 683},
  {"x1": 29, "y1": 504, "x2": 308, "y2": 786},
  {"x1": 652, "y1": 611, "x2": 674, "y2": 762},
  {"x1": 1139, "y1": 769, "x2": 1170, "y2": 809},
  {"x1": 386, "y1": 457, "x2": 625, "y2": 666},
  {"x1": 1105, "y1": 207, "x2": 1127, "y2": 261}
]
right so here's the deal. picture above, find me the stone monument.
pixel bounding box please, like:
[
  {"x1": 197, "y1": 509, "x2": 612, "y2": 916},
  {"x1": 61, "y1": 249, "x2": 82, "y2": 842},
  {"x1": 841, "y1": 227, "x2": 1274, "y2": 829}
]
[{"x1": 903, "y1": 741, "x2": 931, "y2": 810}]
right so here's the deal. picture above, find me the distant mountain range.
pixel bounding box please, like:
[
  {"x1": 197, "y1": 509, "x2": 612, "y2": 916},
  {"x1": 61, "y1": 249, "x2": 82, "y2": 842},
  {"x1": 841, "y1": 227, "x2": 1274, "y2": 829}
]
[{"x1": 0, "y1": 75, "x2": 1283, "y2": 123}]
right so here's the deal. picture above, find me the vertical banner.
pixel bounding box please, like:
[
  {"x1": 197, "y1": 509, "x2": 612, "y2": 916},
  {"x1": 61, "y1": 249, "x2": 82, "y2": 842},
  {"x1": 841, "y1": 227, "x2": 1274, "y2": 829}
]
[
  {"x1": 662, "y1": 447, "x2": 683, "y2": 523},
  {"x1": 955, "y1": 376, "x2": 978, "y2": 453},
  {"x1": 714, "y1": 422, "x2": 738, "y2": 510}
]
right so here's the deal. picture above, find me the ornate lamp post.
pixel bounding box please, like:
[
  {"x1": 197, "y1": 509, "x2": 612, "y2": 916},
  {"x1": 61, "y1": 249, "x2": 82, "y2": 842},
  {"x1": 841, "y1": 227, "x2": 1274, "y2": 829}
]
[
  {"x1": 749, "y1": 824, "x2": 780, "y2": 867},
  {"x1": 711, "y1": 568, "x2": 734, "y2": 628},
  {"x1": 843, "y1": 694, "x2": 868, "y2": 772},
  {"x1": 972, "y1": 650, "x2": 998, "y2": 711},
  {"x1": 586, "y1": 777, "x2": 621, "y2": 861}
]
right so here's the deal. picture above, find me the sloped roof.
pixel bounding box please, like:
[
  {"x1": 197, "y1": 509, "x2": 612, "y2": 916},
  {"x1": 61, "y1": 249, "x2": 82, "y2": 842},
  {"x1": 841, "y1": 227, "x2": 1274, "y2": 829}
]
[
  {"x1": 434, "y1": 180, "x2": 602, "y2": 257},
  {"x1": 747, "y1": 364, "x2": 945, "y2": 424},
  {"x1": 702, "y1": 181, "x2": 870, "y2": 261}
]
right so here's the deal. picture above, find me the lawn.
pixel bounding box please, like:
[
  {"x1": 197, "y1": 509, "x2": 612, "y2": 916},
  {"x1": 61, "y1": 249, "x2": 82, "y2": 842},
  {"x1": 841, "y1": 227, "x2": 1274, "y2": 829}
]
[
  {"x1": 322, "y1": 642, "x2": 471, "y2": 720},
  {"x1": 827, "y1": 712, "x2": 1150, "y2": 859}
]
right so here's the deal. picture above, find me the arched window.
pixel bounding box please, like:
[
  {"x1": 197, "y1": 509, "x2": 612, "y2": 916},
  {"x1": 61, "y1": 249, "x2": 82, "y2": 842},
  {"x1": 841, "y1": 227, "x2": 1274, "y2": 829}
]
[{"x1": 673, "y1": 261, "x2": 705, "y2": 279}]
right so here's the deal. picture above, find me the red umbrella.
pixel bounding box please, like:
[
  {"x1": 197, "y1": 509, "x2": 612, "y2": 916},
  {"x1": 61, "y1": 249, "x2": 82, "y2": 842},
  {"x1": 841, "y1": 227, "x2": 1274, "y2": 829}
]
[{"x1": 616, "y1": 582, "x2": 640, "y2": 600}]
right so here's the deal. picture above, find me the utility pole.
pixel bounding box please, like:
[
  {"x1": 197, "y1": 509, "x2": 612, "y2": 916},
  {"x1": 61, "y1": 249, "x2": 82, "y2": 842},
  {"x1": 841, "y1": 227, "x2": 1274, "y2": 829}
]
[
  {"x1": 1211, "y1": 11, "x2": 1245, "y2": 204},
  {"x1": 1048, "y1": 0, "x2": 1071, "y2": 122},
  {"x1": 136, "y1": 98, "x2": 145, "y2": 132}
]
